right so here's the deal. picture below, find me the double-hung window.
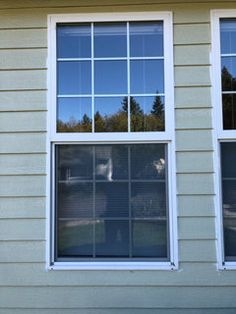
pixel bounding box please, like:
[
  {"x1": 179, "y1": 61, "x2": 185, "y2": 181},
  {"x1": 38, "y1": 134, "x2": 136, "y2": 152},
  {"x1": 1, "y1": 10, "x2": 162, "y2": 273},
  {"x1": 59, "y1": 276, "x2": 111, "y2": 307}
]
[
  {"x1": 212, "y1": 10, "x2": 236, "y2": 268},
  {"x1": 48, "y1": 12, "x2": 176, "y2": 269}
]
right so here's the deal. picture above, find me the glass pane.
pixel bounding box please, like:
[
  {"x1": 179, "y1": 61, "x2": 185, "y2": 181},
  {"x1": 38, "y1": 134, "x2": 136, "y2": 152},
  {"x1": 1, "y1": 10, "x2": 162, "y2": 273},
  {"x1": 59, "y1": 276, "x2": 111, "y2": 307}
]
[
  {"x1": 94, "y1": 97, "x2": 128, "y2": 132},
  {"x1": 95, "y1": 220, "x2": 129, "y2": 257},
  {"x1": 57, "y1": 97, "x2": 92, "y2": 132},
  {"x1": 222, "y1": 94, "x2": 236, "y2": 130},
  {"x1": 57, "y1": 145, "x2": 93, "y2": 180},
  {"x1": 94, "y1": 23, "x2": 127, "y2": 58},
  {"x1": 57, "y1": 61, "x2": 91, "y2": 95},
  {"x1": 95, "y1": 182, "x2": 129, "y2": 217},
  {"x1": 221, "y1": 57, "x2": 236, "y2": 91},
  {"x1": 94, "y1": 61, "x2": 127, "y2": 94},
  {"x1": 57, "y1": 220, "x2": 93, "y2": 257},
  {"x1": 130, "y1": 96, "x2": 165, "y2": 132},
  {"x1": 131, "y1": 144, "x2": 166, "y2": 179},
  {"x1": 224, "y1": 217, "x2": 236, "y2": 260},
  {"x1": 220, "y1": 19, "x2": 236, "y2": 54},
  {"x1": 132, "y1": 220, "x2": 167, "y2": 258},
  {"x1": 57, "y1": 24, "x2": 91, "y2": 58},
  {"x1": 58, "y1": 183, "x2": 93, "y2": 218},
  {"x1": 131, "y1": 182, "x2": 166, "y2": 218},
  {"x1": 95, "y1": 145, "x2": 128, "y2": 180},
  {"x1": 221, "y1": 142, "x2": 236, "y2": 178},
  {"x1": 222, "y1": 175, "x2": 236, "y2": 259},
  {"x1": 130, "y1": 60, "x2": 164, "y2": 94},
  {"x1": 130, "y1": 21, "x2": 163, "y2": 57}
]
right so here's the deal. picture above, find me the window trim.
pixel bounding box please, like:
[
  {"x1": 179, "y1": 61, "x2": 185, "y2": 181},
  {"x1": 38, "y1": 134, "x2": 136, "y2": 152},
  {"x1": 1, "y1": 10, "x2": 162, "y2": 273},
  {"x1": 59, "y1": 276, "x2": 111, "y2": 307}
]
[
  {"x1": 46, "y1": 12, "x2": 177, "y2": 270},
  {"x1": 211, "y1": 10, "x2": 236, "y2": 270}
]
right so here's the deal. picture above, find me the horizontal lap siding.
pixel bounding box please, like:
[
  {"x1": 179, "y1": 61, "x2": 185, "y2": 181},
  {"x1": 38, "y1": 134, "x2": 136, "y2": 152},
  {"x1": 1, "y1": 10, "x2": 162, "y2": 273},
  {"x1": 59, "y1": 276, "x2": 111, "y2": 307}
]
[{"x1": 0, "y1": 1, "x2": 235, "y2": 313}]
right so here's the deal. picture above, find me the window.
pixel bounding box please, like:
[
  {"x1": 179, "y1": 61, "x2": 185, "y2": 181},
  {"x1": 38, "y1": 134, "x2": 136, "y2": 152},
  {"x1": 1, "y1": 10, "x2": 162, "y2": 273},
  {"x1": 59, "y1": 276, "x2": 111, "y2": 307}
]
[
  {"x1": 212, "y1": 10, "x2": 236, "y2": 268},
  {"x1": 48, "y1": 12, "x2": 176, "y2": 269}
]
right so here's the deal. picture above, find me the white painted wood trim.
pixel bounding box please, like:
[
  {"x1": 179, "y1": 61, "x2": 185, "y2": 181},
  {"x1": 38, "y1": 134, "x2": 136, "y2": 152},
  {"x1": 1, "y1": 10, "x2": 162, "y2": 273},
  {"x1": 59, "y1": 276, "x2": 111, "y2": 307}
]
[{"x1": 47, "y1": 11, "x2": 177, "y2": 270}]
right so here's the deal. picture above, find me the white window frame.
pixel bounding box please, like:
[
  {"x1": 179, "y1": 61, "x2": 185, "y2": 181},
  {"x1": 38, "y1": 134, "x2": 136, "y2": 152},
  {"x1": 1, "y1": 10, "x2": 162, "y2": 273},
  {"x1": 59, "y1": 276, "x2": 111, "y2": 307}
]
[
  {"x1": 212, "y1": 9, "x2": 236, "y2": 270},
  {"x1": 46, "y1": 12, "x2": 177, "y2": 270}
]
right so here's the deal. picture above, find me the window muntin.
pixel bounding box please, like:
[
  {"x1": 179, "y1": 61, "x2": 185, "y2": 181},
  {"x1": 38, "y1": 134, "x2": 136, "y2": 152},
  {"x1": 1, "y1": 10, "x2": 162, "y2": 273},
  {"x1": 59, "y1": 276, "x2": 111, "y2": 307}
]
[
  {"x1": 220, "y1": 19, "x2": 236, "y2": 130},
  {"x1": 55, "y1": 143, "x2": 169, "y2": 261},
  {"x1": 56, "y1": 22, "x2": 165, "y2": 133}
]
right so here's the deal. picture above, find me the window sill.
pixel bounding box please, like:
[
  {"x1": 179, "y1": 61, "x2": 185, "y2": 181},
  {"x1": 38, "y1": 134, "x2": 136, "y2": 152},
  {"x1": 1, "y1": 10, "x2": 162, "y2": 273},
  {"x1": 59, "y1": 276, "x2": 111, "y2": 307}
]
[
  {"x1": 48, "y1": 261, "x2": 177, "y2": 271},
  {"x1": 219, "y1": 262, "x2": 236, "y2": 270}
]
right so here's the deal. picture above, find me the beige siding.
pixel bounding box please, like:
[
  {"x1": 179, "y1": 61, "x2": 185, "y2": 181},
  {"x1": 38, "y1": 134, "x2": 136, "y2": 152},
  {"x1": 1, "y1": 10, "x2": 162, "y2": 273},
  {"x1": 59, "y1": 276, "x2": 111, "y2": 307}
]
[{"x1": 0, "y1": 0, "x2": 236, "y2": 313}]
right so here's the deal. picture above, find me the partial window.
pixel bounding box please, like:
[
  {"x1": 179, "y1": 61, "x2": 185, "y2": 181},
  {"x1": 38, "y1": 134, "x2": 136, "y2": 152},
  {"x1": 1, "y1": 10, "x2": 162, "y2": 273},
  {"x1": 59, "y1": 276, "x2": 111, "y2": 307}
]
[
  {"x1": 48, "y1": 13, "x2": 176, "y2": 269},
  {"x1": 212, "y1": 11, "x2": 236, "y2": 268}
]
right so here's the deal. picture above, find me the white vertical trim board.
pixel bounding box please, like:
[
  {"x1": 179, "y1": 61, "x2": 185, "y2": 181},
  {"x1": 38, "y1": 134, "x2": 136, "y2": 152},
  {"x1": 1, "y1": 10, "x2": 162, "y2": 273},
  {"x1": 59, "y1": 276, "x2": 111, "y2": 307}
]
[
  {"x1": 47, "y1": 12, "x2": 177, "y2": 270},
  {"x1": 211, "y1": 10, "x2": 236, "y2": 270}
]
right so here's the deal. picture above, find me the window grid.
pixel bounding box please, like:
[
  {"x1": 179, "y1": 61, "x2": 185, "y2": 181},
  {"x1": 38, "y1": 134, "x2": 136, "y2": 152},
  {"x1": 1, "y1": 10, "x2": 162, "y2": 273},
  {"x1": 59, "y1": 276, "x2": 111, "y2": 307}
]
[
  {"x1": 56, "y1": 144, "x2": 169, "y2": 261},
  {"x1": 56, "y1": 21, "x2": 165, "y2": 133}
]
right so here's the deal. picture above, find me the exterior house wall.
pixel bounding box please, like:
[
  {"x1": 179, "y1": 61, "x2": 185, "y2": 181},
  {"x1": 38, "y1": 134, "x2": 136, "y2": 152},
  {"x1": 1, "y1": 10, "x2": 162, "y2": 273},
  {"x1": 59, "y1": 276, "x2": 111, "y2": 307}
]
[{"x1": 0, "y1": 0, "x2": 236, "y2": 312}]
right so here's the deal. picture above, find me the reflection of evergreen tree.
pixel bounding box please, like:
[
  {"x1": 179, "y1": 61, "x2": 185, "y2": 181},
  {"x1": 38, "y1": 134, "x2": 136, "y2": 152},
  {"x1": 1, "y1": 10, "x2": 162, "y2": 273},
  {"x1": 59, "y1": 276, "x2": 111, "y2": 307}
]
[
  {"x1": 151, "y1": 95, "x2": 164, "y2": 117},
  {"x1": 95, "y1": 111, "x2": 106, "y2": 132}
]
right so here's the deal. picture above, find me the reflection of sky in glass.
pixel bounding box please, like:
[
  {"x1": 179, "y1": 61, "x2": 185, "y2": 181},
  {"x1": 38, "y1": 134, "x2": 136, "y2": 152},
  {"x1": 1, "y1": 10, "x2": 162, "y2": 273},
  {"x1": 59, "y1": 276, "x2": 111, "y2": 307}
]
[
  {"x1": 57, "y1": 97, "x2": 92, "y2": 132},
  {"x1": 57, "y1": 24, "x2": 91, "y2": 58},
  {"x1": 130, "y1": 60, "x2": 164, "y2": 94},
  {"x1": 58, "y1": 61, "x2": 91, "y2": 95},
  {"x1": 94, "y1": 61, "x2": 127, "y2": 94},
  {"x1": 94, "y1": 23, "x2": 127, "y2": 58},
  {"x1": 220, "y1": 19, "x2": 236, "y2": 54},
  {"x1": 94, "y1": 97, "x2": 125, "y2": 115},
  {"x1": 130, "y1": 22, "x2": 163, "y2": 57},
  {"x1": 221, "y1": 57, "x2": 236, "y2": 91},
  {"x1": 94, "y1": 97, "x2": 128, "y2": 132},
  {"x1": 57, "y1": 97, "x2": 92, "y2": 122}
]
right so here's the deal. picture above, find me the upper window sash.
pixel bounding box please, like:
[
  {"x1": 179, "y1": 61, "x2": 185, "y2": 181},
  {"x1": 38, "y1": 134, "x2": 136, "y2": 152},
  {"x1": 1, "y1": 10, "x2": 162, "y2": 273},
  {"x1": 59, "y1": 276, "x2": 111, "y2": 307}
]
[
  {"x1": 212, "y1": 10, "x2": 236, "y2": 139},
  {"x1": 48, "y1": 12, "x2": 174, "y2": 142}
]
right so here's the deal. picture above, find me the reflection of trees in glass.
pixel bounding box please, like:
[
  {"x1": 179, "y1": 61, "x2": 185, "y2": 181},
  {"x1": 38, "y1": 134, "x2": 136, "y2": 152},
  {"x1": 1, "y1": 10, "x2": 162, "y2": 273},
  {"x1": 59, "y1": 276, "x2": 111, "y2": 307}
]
[
  {"x1": 222, "y1": 65, "x2": 236, "y2": 91},
  {"x1": 57, "y1": 114, "x2": 92, "y2": 132},
  {"x1": 221, "y1": 66, "x2": 236, "y2": 129},
  {"x1": 57, "y1": 95, "x2": 165, "y2": 132}
]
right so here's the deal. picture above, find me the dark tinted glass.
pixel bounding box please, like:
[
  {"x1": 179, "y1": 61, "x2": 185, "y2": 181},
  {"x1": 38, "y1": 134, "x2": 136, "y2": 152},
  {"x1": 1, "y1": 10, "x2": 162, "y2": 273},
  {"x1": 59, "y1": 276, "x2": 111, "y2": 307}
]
[
  {"x1": 221, "y1": 142, "x2": 236, "y2": 177},
  {"x1": 56, "y1": 144, "x2": 168, "y2": 260},
  {"x1": 131, "y1": 144, "x2": 166, "y2": 179},
  {"x1": 132, "y1": 221, "x2": 167, "y2": 258},
  {"x1": 57, "y1": 97, "x2": 92, "y2": 132},
  {"x1": 95, "y1": 145, "x2": 128, "y2": 180},
  {"x1": 58, "y1": 61, "x2": 91, "y2": 95},
  {"x1": 94, "y1": 23, "x2": 127, "y2": 57},
  {"x1": 220, "y1": 19, "x2": 236, "y2": 54},
  {"x1": 57, "y1": 24, "x2": 91, "y2": 58},
  {"x1": 95, "y1": 183, "x2": 129, "y2": 217},
  {"x1": 58, "y1": 183, "x2": 93, "y2": 218},
  {"x1": 221, "y1": 142, "x2": 236, "y2": 260},
  {"x1": 130, "y1": 60, "x2": 164, "y2": 94},
  {"x1": 58, "y1": 220, "x2": 93, "y2": 257},
  {"x1": 130, "y1": 96, "x2": 165, "y2": 132},
  {"x1": 94, "y1": 61, "x2": 127, "y2": 94},
  {"x1": 95, "y1": 220, "x2": 129, "y2": 257},
  {"x1": 94, "y1": 97, "x2": 128, "y2": 132},
  {"x1": 57, "y1": 145, "x2": 93, "y2": 181},
  {"x1": 221, "y1": 57, "x2": 236, "y2": 91},
  {"x1": 131, "y1": 182, "x2": 166, "y2": 218},
  {"x1": 222, "y1": 94, "x2": 236, "y2": 130},
  {"x1": 130, "y1": 21, "x2": 163, "y2": 57}
]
